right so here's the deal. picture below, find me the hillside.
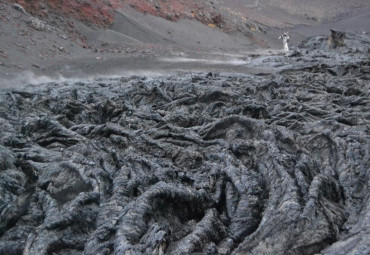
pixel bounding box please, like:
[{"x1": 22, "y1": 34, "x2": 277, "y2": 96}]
[{"x1": 1, "y1": 0, "x2": 370, "y2": 87}]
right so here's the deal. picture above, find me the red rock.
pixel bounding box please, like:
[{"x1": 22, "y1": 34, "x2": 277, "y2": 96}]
[{"x1": 8, "y1": 0, "x2": 118, "y2": 27}]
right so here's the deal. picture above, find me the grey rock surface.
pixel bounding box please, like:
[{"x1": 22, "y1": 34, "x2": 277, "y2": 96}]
[{"x1": 0, "y1": 32, "x2": 369, "y2": 255}]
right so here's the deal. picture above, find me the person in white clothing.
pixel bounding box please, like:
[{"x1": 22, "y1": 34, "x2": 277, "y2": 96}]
[{"x1": 279, "y1": 32, "x2": 290, "y2": 52}]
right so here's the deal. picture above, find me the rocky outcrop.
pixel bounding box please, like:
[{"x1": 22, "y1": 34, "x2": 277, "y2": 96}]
[
  {"x1": 328, "y1": 30, "x2": 346, "y2": 49},
  {"x1": 6, "y1": 0, "x2": 222, "y2": 28},
  {"x1": 0, "y1": 33, "x2": 369, "y2": 255},
  {"x1": 9, "y1": 0, "x2": 117, "y2": 27},
  {"x1": 6, "y1": 0, "x2": 265, "y2": 34}
]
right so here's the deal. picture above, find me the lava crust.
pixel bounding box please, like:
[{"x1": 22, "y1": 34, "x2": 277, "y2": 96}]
[{"x1": 0, "y1": 33, "x2": 369, "y2": 255}]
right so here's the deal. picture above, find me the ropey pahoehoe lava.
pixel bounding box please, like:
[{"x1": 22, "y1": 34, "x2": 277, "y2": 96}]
[{"x1": 0, "y1": 31, "x2": 369, "y2": 255}]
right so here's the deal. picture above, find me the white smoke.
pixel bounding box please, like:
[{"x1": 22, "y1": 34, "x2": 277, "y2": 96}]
[
  {"x1": 0, "y1": 71, "x2": 71, "y2": 88},
  {"x1": 0, "y1": 70, "x2": 171, "y2": 89},
  {"x1": 160, "y1": 57, "x2": 250, "y2": 65}
]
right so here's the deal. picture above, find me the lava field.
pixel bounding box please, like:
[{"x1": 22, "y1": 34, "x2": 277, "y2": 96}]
[{"x1": 0, "y1": 33, "x2": 369, "y2": 255}]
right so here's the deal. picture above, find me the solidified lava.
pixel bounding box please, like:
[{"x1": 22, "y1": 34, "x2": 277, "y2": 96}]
[{"x1": 0, "y1": 33, "x2": 369, "y2": 255}]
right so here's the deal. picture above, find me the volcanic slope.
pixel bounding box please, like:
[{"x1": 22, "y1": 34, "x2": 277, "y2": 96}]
[
  {"x1": 2, "y1": 0, "x2": 370, "y2": 86},
  {"x1": 0, "y1": 1, "x2": 261, "y2": 86}
]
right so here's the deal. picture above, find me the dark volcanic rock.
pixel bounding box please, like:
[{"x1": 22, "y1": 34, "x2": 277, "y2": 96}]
[
  {"x1": 0, "y1": 33, "x2": 369, "y2": 255},
  {"x1": 328, "y1": 30, "x2": 346, "y2": 49}
]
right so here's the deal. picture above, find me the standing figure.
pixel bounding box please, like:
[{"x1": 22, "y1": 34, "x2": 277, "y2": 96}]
[{"x1": 279, "y1": 32, "x2": 290, "y2": 52}]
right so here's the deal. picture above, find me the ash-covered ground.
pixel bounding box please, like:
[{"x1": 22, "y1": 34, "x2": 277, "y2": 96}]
[{"x1": 0, "y1": 31, "x2": 369, "y2": 255}]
